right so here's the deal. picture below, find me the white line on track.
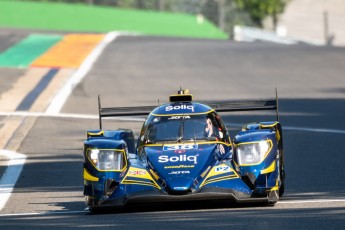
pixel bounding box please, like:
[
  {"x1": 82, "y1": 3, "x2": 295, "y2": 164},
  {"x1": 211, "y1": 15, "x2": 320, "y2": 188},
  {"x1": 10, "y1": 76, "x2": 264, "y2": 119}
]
[
  {"x1": 225, "y1": 122, "x2": 345, "y2": 135},
  {"x1": 0, "y1": 210, "x2": 88, "y2": 217},
  {"x1": 1, "y1": 112, "x2": 345, "y2": 134},
  {"x1": 283, "y1": 126, "x2": 345, "y2": 134},
  {"x1": 0, "y1": 150, "x2": 26, "y2": 211},
  {"x1": 0, "y1": 32, "x2": 122, "y2": 213},
  {"x1": 0, "y1": 111, "x2": 145, "y2": 122},
  {"x1": 279, "y1": 199, "x2": 345, "y2": 204},
  {"x1": 0, "y1": 199, "x2": 345, "y2": 217},
  {"x1": 45, "y1": 31, "x2": 121, "y2": 115}
]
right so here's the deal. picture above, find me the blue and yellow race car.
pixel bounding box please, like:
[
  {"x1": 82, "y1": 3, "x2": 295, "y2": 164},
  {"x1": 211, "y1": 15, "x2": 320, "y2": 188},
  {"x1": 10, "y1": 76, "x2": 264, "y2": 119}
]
[{"x1": 83, "y1": 89, "x2": 285, "y2": 212}]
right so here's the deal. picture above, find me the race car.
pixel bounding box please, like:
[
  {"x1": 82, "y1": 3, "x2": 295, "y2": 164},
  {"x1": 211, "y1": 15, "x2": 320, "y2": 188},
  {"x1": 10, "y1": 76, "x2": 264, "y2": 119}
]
[{"x1": 83, "y1": 89, "x2": 285, "y2": 211}]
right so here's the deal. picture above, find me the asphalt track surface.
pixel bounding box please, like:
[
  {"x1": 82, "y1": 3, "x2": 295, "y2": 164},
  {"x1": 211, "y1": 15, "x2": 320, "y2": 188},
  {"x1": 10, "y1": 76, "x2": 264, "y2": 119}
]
[{"x1": 1, "y1": 32, "x2": 345, "y2": 229}]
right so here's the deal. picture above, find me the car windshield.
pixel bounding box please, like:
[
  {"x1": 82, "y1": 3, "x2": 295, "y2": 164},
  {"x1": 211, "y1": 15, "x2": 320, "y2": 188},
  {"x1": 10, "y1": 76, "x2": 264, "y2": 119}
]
[{"x1": 141, "y1": 113, "x2": 223, "y2": 143}]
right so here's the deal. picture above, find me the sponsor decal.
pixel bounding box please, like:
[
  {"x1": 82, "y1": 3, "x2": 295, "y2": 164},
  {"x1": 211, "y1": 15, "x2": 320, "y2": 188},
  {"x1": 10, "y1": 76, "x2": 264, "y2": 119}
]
[
  {"x1": 174, "y1": 149, "x2": 186, "y2": 154},
  {"x1": 173, "y1": 187, "x2": 188, "y2": 190},
  {"x1": 168, "y1": 171, "x2": 190, "y2": 175},
  {"x1": 163, "y1": 144, "x2": 198, "y2": 151},
  {"x1": 164, "y1": 165, "x2": 195, "y2": 169},
  {"x1": 153, "y1": 117, "x2": 160, "y2": 122},
  {"x1": 165, "y1": 105, "x2": 194, "y2": 112},
  {"x1": 129, "y1": 170, "x2": 147, "y2": 175},
  {"x1": 158, "y1": 154, "x2": 198, "y2": 164},
  {"x1": 214, "y1": 166, "x2": 230, "y2": 173},
  {"x1": 168, "y1": 116, "x2": 191, "y2": 120}
]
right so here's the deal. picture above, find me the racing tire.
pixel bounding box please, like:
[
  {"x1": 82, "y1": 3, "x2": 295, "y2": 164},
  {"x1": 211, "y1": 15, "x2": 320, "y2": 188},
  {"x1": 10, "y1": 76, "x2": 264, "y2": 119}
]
[
  {"x1": 88, "y1": 206, "x2": 100, "y2": 214},
  {"x1": 278, "y1": 150, "x2": 285, "y2": 197},
  {"x1": 279, "y1": 162, "x2": 285, "y2": 197},
  {"x1": 279, "y1": 181, "x2": 285, "y2": 197}
]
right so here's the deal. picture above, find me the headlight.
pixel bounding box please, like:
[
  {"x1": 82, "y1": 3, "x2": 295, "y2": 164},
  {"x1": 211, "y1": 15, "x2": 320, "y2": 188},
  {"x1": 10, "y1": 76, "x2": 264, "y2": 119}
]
[
  {"x1": 87, "y1": 149, "x2": 126, "y2": 171},
  {"x1": 236, "y1": 140, "x2": 271, "y2": 165}
]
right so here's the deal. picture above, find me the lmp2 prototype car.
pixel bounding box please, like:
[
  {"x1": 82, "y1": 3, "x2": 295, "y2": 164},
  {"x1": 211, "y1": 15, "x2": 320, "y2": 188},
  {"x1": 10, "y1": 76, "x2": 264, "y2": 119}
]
[{"x1": 83, "y1": 89, "x2": 285, "y2": 211}]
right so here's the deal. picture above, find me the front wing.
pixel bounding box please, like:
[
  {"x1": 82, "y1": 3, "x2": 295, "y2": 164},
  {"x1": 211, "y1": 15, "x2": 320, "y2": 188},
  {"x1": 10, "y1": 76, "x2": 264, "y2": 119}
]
[{"x1": 84, "y1": 163, "x2": 280, "y2": 209}]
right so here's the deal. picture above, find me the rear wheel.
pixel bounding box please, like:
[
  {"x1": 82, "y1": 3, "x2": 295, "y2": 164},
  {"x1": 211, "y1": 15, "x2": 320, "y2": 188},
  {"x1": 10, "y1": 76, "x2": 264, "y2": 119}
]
[
  {"x1": 279, "y1": 159, "x2": 285, "y2": 197},
  {"x1": 279, "y1": 181, "x2": 285, "y2": 197},
  {"x1": 88, "y1": 206, "x2": 98, "y2": 213},
  {"x1": 278, "y1": 149, "x2": 285, "y2": 197}
]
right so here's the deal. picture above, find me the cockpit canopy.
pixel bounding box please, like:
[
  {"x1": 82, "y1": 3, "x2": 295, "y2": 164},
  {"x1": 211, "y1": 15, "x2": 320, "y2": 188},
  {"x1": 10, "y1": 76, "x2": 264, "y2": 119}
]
[{"x1": 139, "y1": 108, "x2": 228, "y2": 145}]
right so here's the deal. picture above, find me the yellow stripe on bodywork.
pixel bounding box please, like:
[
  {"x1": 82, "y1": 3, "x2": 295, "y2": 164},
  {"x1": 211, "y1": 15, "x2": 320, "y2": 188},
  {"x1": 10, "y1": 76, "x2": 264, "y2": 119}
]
[
  {"x1": 139, "y1": 141, "x2": 231, "y2": 149},
  {"x1": 259, "y1": 122, "x2": 279, "y2": 129},
  {"x1": 201, "y1": 175, "x2": 238, "y2": 186},
  {"x1": 260, "y1": 123, "x2": 280, "y2": 141},
  {"x1": 270, "y1": 177, "x2": 280, "y2": 191},
  {"x1": 122, "y1": 180, "x2": 160, "y2": 189},
  {"x1": 151, "y1": 110, "x2": 214, "y2": 116},
  {"x1": 276, "y1": 130, "x2": 281, "y2": 142},
  {"x1": 83, "y1": 168, "x2": 99, "y2": 182},
  {"x1": 200, "y1": 166, "x2": 211, "y2": 178},
  {"x1": 87, "y1": 130, "x2": 104, "y2": 137},
  {"x1": 199, "y1": 164, "x2": 239, "y2": 187},
  {"x1": 122, "y1": 167, "x2": 161, "y2": 189},
  {"x1": 261, "y1": 160, "x2": 276, "y2": 174},
  {"x1": 149, "y1": 169, "x2": 160, "y2": 180}
]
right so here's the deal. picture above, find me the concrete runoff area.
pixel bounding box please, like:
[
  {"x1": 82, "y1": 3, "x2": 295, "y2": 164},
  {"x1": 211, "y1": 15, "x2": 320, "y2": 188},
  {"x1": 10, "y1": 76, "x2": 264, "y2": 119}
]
[{"x1": 0, "y1": 30, "x2": 30, "y2": 53}]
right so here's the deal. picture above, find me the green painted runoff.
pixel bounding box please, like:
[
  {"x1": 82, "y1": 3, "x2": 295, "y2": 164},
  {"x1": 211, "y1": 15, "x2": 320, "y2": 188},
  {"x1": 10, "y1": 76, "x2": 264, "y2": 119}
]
[{"x1": 0, "y1": 34, "x2": 62, "y2": 68}]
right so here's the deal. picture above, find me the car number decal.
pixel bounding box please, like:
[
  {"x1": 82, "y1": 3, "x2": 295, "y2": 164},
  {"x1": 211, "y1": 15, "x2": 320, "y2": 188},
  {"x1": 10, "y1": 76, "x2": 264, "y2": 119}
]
[{"x1": 163, "y1": 144, "x2": 198, "y2": 151}]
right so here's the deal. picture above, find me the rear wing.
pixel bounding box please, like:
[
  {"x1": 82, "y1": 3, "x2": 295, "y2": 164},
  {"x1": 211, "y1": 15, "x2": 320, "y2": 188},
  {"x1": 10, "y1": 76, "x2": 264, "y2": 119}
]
[
  {"x1": 98, "y1": 90, "x2": 279, "y2": 129},
  {"x1": 201, "y1": 98, "x2": 278, "y2": 116},
  {"x1": 97, "y1": 95, "x2": 155, "y2": 129}
]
